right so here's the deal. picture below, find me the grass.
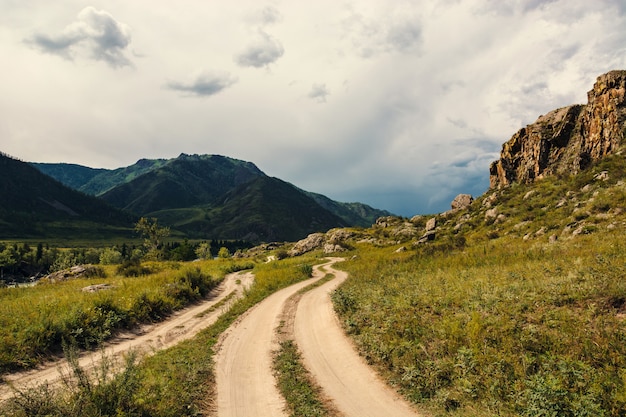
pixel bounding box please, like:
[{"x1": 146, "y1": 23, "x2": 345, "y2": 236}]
[
  {"x1": 0, "y1": 253, "x2": 320, "y2": 417},
  {"x1": 0, "y1": 260, "x2": 224, "y2": 373},
  {"x1": 274, "y1": 340, "x2": 334, "y2": 417},
  {"x1": 334, "y1": 234, "x2": 626, "y2": 416}
]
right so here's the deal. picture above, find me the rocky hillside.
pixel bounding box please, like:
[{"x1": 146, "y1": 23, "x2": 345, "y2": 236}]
[{"x1": 490, "y1": 70, "x2": 626, "y2": 188}]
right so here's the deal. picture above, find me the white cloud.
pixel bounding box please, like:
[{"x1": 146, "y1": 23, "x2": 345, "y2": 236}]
[
  {"x1": 234, "y1": 29, "x2": 284, "y2": 68},
  {"x1": 308, "y1": 84, "x2": 330, "y2": 103},
  {"x1": 166, "y1": 71, "x2": 238, "y2": 97},
  {"x1": 27, "y1": 6, "x2": 132, "y2": 68}
]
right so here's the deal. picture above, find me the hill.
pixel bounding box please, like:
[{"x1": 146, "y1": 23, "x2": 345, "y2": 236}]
[
  {"x1": 34, "y1": 153, "x2": 391, "y2": 241},
  {"x1": 283, "y1": 70, "x2": 626, "y2": 416},
  {"x1": 0, "y1": 152, "x2": 135, "y2": 239}
]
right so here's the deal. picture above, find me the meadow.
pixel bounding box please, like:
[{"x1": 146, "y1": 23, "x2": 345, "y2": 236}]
[{"x1": 334, "y1": 230, "x2": 626, "y2": 416}]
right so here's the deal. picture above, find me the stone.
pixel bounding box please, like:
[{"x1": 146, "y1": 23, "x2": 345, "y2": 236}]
[
  {"x1": 485, "y1": 208, "x2": 499, "y2": 221},
  {"x1": 323, "y1": 243, "x2": 346, "y2": 254},
  {"x1": 288, "y1": 233, "x2": 325, "y2": 256},
  {"x1": 425, "y1": 217, "x2": 436, "y2": 231},
  {"x1": 451, "y1": 194, "x2": 474, "y2": 210},
  {"x1": 490, "y1": 70, "x2": 626, "y2": 188}
]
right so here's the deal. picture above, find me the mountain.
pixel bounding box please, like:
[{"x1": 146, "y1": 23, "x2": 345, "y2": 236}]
[
  {"x1": 0, "y1": 152, "x2": 135, "y2": 239},
  {"x1": 99, "y1": 154, "x2": 265, "y2": 214},
  {"x1": 490, "y1": 70, "x2": 626, "y2": 188},
  {"x1": 33, "y1": 153, "x2": 391, "y2": 242}
]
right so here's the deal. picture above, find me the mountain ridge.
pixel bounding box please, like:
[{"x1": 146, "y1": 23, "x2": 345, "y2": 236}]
[{"x1": 31, "y1": 153, "x2": 392, "y2": 242}]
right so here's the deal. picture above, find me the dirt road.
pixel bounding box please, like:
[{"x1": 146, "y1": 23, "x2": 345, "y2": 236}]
[
  {"x1": 0, "y1": 271, "x2": 253, "y2": 402},
  {"x1": 295, "y1": 260, "x2": 421, "y2": 417},
  {"x1": 213, "y1": 258, "x2": 342, "y2": 417},
  {"x1": 215, "y1": 257, "x2": 420, "y2": 417}
]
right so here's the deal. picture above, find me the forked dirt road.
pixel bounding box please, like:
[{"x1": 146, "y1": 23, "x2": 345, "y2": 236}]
[
  {"x1": 213, "y1": 261, "x2": 336, "y2": 417},
  {"x1": 0, "y1": 271, "x2": 254, "y2": 402},
  {"x1": 215, "y1": 257, "x2": 421, "y2": 417},
  {"x1": 295, "y1": 260, "x2": 421, "y2": 417}
]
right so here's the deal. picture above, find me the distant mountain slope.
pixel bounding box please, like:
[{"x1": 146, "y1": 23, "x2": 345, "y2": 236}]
[
  {"x1": 152, "y1": 176, "x2": 349, "y2": 241},
  {"x1": 0, "y1": 153, "x2": 134, "y2": 238},
  {"x1": 305, "y1": 191, "x2": 393, "y2": 227},
  {"x1": 31, "y1": 163, "x2": 108, "y2": 191},
  {"x1": 32, "y1": 153, "x2": 392, "y2": 242},
  {"x1": 99, "y1": 154, "x2": 265, "y2": 214}
]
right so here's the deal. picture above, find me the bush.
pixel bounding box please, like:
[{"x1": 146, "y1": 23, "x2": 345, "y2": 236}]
[{"x1": 116, "y1": 259, "x2": 151, "y2": 277}]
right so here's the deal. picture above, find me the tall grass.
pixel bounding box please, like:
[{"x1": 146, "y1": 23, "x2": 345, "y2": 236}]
[
  {"x1": 334, "y1": 235, "x2": 626, "y2": 416},
  {"x1": 0, "y1": 261, "x2": 223, "y2": 373},
  {"x1": 1, "y1": 254, "x2": 319, "y2": 417}
]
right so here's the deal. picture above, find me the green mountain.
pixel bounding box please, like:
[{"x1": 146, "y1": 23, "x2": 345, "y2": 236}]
[
  {"x1": 0, "y1": 152, "x2": 135, "y2": 239},
  {"x1": 33, "y1": 153, "x2": 391, "y2": 241}
]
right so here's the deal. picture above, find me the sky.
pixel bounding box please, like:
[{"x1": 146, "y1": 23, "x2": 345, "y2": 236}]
[{"x1": 1, "y1": 1, "x2": 626, "y2": 217}]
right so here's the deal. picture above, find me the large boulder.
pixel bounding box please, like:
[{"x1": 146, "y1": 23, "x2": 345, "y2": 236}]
[
  {"x1": 451, "y1": 194, "x2": 473, "y2": 210},
  {"x1": 288, "y1": 233, "x2": 325, "y2": 256}
]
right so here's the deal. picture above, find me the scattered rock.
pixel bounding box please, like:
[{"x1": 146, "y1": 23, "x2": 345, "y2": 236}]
[
  {"x1": 288, "y1": 233, "x2": 325, "y2": 256},
  {"x1": 82, "y1": 284, "x2": 114, "y2": 293},
  {"x1": 417, "y1": 231, "x2": 436, "y2": 244},
  {"x1": 451, "y1": 194, "x2": 473, "y2": 210},
  {"x1": 549, "y1": 234, "x2": 558, "y2": 243},
  {"x1": 323, "y1": 244, "x2": 346, "y2": 254},
  {"x1": 41, "y1": 265, "x2": 101, "y2": 283},
  {"x1": 594, "y1": 171, "x2": 610, "y2": 181},
  {"x1": 485, "y1": 208, "x2": 499, "y2": 221},
  {"x1": 523, "y1": 190, "x2": 536, "y2": 200},
  {"x1": 394, "y1": 246, "x2": 407, "y2": 253}
]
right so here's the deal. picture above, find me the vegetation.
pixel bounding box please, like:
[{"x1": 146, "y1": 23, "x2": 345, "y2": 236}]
[
  {"x1": 329, "y1": 151, "x2": 626, "y2": 416},
  {"x1": 4, "y1": 146, "x2": 626, "y2": 416},
  {"x1": 1, "y1": 253, "x2": 318, "y2": 417},
  {"x1": 0, "y1": 261, "x2": 221, "y2": 373}
]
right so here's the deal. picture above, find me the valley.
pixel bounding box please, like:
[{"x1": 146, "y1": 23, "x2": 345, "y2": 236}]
[{"x1": 0, "y1": 70, "x2": 625, "y2": 416}]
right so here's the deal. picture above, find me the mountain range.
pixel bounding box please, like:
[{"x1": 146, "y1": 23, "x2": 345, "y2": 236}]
[{"x1": 25, "y1": 153, "x2": 391, "y2": 242}]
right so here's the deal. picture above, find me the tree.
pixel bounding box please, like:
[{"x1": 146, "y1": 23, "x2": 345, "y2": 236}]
[
  {"x1": 195, "y1": 242, "x2": 212, "y2": 260},
  {"x1": 218, "y1": 247, "x2": 230, "y2": 259},
  {"x1": 135, "y1": 217, "x2": 170, "y2": 260}
]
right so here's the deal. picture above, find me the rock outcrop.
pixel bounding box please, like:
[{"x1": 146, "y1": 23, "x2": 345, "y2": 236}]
[{"x1": 490, "y1": 70, "x2": 626, "y2": 188}]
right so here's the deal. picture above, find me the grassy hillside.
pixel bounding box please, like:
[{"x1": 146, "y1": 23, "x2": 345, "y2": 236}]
[
  {"x1": 331, "y1": 150, "x2": 626, "y2": 416},
  {"x1": 99, "y1": 154, "x2": 265, "y2": 214},
  {"x1": 153, "y1": 176, "x2": 349, "y2": 242},
  {"x1": 0, "y1": 153, "x2": 135, "y2": 239},
  {"x1": 30, "y1": 163, "x2": 107, "y2": 191}
]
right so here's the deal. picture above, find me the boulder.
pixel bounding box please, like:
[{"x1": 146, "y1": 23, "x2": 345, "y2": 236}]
[
  {"x1": 288, "y1": 233, "x2": 325, "y2": 256},
  {"x1": 425, "y1": 217, "x2": 436, "y2": 231},
  {"x1": 451, "y1": 194, "x2": 473, "y2": 210}
]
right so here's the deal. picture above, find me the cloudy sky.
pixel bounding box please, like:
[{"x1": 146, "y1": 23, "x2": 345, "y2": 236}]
[{"x1": 1, "y1": 0, "x2": 625, "y2": 216}]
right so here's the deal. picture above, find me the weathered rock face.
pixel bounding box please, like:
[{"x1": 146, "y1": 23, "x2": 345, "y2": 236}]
[{"x1": 490, "y1": 70, "x2": 626, "y2": 188}]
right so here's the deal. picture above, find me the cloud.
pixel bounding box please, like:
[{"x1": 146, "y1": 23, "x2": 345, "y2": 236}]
[
  {"x1": 341, "y1": 10, "x2": 422, "y2": 58},
  {"x1": 28, "y1": 7, "x2": 132, "y2": 68},
  {"x1": 308, "y1": 84, "x2": 330, "y2": 103},
  {"x1": 166, "y1": 71, "x2": 238, "y2": 97},
  {"x1": 246, "y1": 6, "x2": 282, "y2": 26},
  {"x1": 235, "y1": 30, "x2": 284, "y2": 68}
]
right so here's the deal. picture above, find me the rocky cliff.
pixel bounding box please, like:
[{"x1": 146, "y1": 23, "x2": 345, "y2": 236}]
[{"x1": 490, "y1": 70, "x2": 626, "y2": 188}]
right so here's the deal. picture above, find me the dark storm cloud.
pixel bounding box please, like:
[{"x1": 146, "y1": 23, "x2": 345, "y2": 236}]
[
  {"x1": 234, "y1": 30, "x2": 284, "y2": 68},
  {"x1": 166, "y1": 72, "x2": 237, "y2": 97},
  {"x1": 28, "y1": 7, "x2": 132, "y2": 68}
]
